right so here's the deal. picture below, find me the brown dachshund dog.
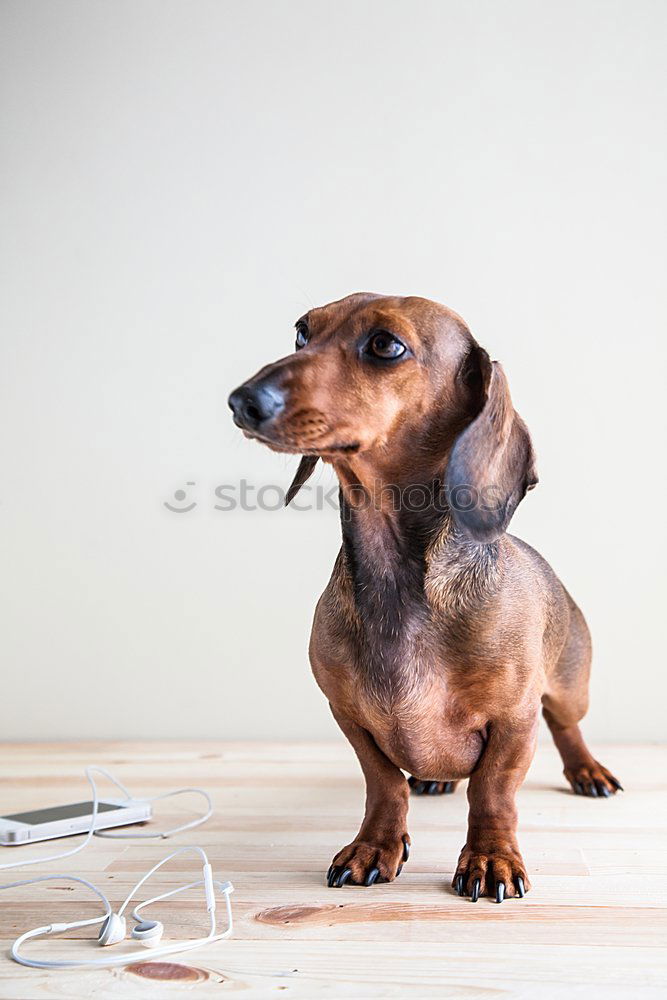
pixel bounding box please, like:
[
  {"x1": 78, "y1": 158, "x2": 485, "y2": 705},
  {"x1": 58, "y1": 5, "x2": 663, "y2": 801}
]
[{"x1": 229, "y1": 293, "x2": 622, "y2": 902}]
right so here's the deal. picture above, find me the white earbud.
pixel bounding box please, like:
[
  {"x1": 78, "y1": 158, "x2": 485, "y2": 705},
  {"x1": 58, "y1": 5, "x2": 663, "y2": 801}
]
[
  {"x1": 98, "y1": 913, "x2": 126, "y2": 947},
  {"x1": 131, "y1": 919, "x2": 164, "y2": 948}
]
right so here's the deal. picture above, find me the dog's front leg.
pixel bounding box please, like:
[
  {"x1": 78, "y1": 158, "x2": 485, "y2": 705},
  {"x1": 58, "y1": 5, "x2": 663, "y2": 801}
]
[
  {"x1": 453, "y1": 713, "x2": 539, "y2": 902},
  {"x1": 327, "y1": 706, "x2": 410, "y2": 888}
]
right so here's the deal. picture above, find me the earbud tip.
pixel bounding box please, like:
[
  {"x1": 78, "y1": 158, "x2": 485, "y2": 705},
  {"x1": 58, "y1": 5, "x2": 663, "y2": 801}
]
[{"x1": 134, "y1": 920, "x2": 159, "y2": 933}]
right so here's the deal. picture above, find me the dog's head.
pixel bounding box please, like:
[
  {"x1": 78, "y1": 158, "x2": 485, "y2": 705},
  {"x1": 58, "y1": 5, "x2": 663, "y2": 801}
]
[{"x1": 229, "y1": 293, "x2": 536, "y2": 541}]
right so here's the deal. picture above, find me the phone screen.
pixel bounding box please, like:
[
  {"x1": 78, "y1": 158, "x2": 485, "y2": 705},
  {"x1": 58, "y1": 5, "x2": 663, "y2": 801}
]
[{"x1": 2, "y1": 801, "x2": 121, "y2": 825}]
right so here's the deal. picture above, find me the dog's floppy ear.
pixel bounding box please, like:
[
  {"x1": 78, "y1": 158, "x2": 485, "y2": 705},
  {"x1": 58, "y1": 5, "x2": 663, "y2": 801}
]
[
  {"x1": 445, "y1": 346, "x2": 537, "y2": 542},
  {"x1": 285, "y1": 456, "x2": 319, "y2": 506}
]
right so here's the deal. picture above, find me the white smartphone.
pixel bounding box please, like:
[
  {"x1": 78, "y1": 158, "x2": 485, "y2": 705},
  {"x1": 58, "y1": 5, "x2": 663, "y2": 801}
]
[{"x1": 0, "y1": 799, "x2": 152, "y2": 845}]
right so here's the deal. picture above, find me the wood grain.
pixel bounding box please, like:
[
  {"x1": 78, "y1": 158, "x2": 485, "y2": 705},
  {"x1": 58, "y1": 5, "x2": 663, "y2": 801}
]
[{"x1": 0, "y1": 742, "x2": 665, "y2": 998}]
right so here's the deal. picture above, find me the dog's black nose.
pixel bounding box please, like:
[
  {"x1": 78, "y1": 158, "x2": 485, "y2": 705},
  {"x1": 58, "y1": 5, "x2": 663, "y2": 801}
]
[{"x1": 228, "y1": 382, "x2": 285, "y2": 430}]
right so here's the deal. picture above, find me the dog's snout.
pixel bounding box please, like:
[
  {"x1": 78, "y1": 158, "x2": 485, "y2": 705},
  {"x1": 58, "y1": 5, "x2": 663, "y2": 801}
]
[{"x1": 228, "y1": 382, "x2": 286, "y2": 430}]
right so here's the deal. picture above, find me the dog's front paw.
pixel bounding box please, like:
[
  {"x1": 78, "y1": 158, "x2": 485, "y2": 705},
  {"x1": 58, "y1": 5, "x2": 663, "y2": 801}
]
[
  {"x1": 326, "y1": 833, "x2": 410, "y2": 887},
  {"x1": 453, "y1": 837, "x2": 530, "y2": 902}
]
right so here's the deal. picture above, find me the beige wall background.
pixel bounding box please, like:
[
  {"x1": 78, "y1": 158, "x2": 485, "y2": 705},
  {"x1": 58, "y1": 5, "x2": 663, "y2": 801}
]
[{"x1": 1, "y1": 0, "x2": 665, "y2": 741}]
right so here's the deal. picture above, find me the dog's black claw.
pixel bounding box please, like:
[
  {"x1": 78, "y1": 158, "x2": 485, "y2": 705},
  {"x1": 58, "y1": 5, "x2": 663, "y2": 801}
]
[
  {"x1": 407, "y1": 776, "x2": 417, "y2": 787},
  {"x1": 597, "y1": 782, "x2": 611, "y2": 797},
  {"x1": 335, "y1": 868, "x2": 352, "y2": 888},
  {"x1": 455, "y1": 874, "x2": 465, "y2": 896},
  {"x1": 402, "y1": 836, "x2": 410, "y2": 863},
  {"x1": 496, "y1": 882, "x2": 505, "y2": 904},
  {"x1": 587, "y1": 783, "x2": 598, "y2": 797},
  {"x1": 364, "y1": 867, "x2": 380, "y2": 886},
  {"x1": 326, "y1": 865, "x2": 334, "y2": 882},
  {"x1": 412, "y1": 781, "x2": 426, "y2": 794},
  {"x1": 396, "y1": 864, "x2": 403, "y2": 877},
  {"x1": 471, "y1": 878, "x2": 481, "y2": 902},
  {"x1": 443, "y1": 781, "x2": 454, "y2": 794},
  {"x1": 516, "y1": 876, "x2": 525, "y2": 898},
  {"x1": 427, "y1": 781, "x2": 440, "y2": 795},
  {"x1": 327, "y1": 866, "x2": 341, "y2": 888},
  {"x1": 609, "y1": 776, "x2": 624, "y2": 791}
]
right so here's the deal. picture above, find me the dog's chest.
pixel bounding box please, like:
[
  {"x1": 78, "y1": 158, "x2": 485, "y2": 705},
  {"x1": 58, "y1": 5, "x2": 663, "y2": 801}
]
[
  {"x1": 356, "y1": 666, "x2": 486, "y2": 781},
  {"x1": 313, "y1": 603, "x2": 487, "y2": 780}
]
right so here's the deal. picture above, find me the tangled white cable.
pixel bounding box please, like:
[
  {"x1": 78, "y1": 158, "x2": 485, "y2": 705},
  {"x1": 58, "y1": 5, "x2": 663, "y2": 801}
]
[{"x1": 0, "y1": 767, "x2": 233, "y2": 970}]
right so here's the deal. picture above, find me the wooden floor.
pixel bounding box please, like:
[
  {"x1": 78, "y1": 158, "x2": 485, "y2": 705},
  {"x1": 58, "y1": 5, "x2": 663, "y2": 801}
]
[{"x1": 0, "y1": 742, "x2": 665, "y2": 999}]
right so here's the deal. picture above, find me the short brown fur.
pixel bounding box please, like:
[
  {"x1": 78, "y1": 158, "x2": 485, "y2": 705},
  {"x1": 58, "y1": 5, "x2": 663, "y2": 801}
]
[{"x1": 229, "y1": 293, "x2": 622, "y2": 900}]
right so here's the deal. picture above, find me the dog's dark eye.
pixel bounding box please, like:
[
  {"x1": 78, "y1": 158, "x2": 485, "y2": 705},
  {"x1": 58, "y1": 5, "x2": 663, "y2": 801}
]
[
  {"x1": 367, "y1": 331, "x2": 406, "y2": 360},
  {"x1": 295, "y1": 322, "x2": 309, "y2": 350}
]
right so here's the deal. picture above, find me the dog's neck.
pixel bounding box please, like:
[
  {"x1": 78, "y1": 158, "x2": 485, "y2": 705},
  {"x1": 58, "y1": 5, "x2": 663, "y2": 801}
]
[
  {"x1": 338, "y1": 486, "x2": 435, "y2": 639},
  {"x1": 332, "y1": 455, "x2": 500, "y2": 643}
]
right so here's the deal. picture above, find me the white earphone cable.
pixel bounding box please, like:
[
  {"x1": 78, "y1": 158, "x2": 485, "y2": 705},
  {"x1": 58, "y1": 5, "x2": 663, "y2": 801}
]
[
  {"x1": 1, "y1": 766, "x2": 233, "y2": 970},
  {"x1": 95, "y1": 786, "x2": 213, "y2": 839},
  {"x1": 9, "y1": 848, "x2": 234, "y2": 969}
]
